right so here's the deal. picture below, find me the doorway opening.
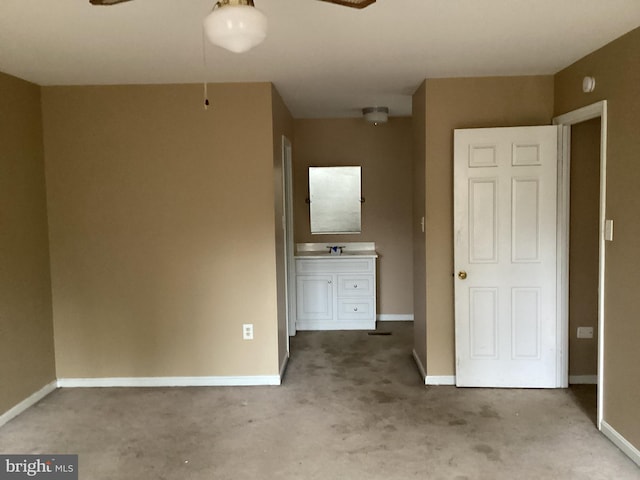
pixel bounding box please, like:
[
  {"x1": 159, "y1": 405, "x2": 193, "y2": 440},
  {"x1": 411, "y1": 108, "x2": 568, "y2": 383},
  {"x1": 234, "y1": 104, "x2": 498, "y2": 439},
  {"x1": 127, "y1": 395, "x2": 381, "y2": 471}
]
[
  {"x1": 566, "y1": 117, "x2": 601, "y2": 426},
  {"x1": 554, "y1": 100, "x2": 608, "y2": 430}
]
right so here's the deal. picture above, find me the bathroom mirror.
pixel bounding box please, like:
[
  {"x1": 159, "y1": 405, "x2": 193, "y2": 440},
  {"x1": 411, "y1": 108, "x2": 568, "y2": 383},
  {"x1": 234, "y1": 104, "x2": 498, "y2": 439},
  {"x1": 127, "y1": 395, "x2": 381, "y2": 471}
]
[{"x1": 309, "y1": 166, "x2": 361, "y2": 234}]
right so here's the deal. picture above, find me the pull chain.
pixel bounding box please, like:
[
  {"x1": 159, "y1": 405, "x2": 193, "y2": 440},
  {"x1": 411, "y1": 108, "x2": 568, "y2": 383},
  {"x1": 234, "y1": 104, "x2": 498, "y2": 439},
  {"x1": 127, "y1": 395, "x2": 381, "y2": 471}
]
[{"x1": 202, "y1": 26, "x2": 210, "y2": 110}]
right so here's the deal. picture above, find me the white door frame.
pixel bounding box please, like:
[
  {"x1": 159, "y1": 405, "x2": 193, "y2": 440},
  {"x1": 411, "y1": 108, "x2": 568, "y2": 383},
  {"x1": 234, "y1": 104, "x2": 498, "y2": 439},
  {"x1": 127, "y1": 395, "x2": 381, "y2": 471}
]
[
  {"x1": 553, "y1": 100, "x2": 608, "y2": 429},
  {"x1": 282, "y1": 136, "x2": 297, "y2": 343}
]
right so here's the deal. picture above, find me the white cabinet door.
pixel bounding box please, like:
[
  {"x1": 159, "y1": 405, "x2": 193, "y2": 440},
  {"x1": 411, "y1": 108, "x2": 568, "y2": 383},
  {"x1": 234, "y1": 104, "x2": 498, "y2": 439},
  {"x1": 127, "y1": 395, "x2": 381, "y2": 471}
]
[
  {"x1": 296, "y1": 275, "x2": 334, "y2": 322},
  {"x1": 454, "y1": 126, "x2": 559, "y2": 388}
]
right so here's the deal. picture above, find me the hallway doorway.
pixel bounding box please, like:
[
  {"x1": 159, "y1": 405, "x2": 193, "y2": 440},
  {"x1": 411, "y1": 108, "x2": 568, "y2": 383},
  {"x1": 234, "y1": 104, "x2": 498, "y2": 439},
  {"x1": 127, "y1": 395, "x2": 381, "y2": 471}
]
[
  {"x1": 568, "y1": 117, "x2": 601, "y2": 426},
  {"x1": 554, "y1": 101, "x2": 608, "y2": 429}
]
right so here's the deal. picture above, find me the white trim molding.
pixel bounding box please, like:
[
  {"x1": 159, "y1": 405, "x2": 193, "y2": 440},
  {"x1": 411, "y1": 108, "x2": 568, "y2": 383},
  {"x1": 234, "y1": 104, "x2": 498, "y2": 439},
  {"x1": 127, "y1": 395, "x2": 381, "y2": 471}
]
[
  {"x1": 57, "y1": 376, "x2": 282, "y2": 388},
  {"x1": 377, "y1": 314, "x2": 414, "y2": 321},
  {"x1": 0, "y1": 381, "x2": 57, "y2": 428},
  {"x1": 412, "y1": 349, "x2": 426, "y2": 382},
  {"x1": 411, "y1": 351, "x2": 456, "y2": 386},
  {"x1": 569, "y1": 375, "x2": 598, "y2": 385},
  {"x1": 553, "y1": 100, "x2": 608, "y2": 428},
  {"x1": 426, "y1": 375, "x2": 456, "y2": 386},
  {"x1": 601, "y1": 421, "x2": 640, "y2": 467}
]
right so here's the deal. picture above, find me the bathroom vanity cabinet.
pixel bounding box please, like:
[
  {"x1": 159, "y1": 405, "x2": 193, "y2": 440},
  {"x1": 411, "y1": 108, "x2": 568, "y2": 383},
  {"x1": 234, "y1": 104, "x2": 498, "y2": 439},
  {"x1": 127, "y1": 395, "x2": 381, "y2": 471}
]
[{"x1": 295, "y1": 243, "x2": 377, "y2": 330}]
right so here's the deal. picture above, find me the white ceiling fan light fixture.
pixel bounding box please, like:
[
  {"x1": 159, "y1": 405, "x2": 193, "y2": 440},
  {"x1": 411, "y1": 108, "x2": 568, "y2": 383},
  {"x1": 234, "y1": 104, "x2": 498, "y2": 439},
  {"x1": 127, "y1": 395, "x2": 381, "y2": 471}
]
[
  {"x1": 362, "y1": 106, "x2": 389, "y2": 126},
  {"x1": 203, "y1": 0, "x2": 267, "y2": 54}
]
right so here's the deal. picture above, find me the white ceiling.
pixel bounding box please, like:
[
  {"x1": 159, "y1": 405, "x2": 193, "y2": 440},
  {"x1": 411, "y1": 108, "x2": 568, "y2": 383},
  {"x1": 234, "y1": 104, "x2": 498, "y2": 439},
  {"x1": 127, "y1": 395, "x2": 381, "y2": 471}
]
[{"x1": 1, "y1": 0, "x2": 639, "y2": 118}]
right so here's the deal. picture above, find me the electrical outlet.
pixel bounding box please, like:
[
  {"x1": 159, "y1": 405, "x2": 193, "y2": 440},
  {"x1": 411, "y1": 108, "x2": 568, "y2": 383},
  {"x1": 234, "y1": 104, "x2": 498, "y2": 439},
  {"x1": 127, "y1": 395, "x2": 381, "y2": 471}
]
[
  {"x1": 242, "y1": 324, "x2": 254, "y2": 340},
  {"x1": 577, "y1": 326, "x2": 594, "y2": 339}
]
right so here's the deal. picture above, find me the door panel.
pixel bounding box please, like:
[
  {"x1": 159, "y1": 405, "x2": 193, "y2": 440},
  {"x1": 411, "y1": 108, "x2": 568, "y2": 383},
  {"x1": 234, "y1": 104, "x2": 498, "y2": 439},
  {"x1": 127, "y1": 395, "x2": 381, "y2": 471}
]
[
  {"x1": 512, "y1": 178, "x2": 541, "y2": 262},
  {"x1": 469, "y1": 179, "x2": 498, "y2": 263},
  {"x1": 470, "y1": 287, "x2": 498, "y2": 358},
  {"x1": 454, "y1": 126, "x2": 559, "y2": 388},
  {"x1": 511, "y1": 287, "x2": 541, "y2": 359}
]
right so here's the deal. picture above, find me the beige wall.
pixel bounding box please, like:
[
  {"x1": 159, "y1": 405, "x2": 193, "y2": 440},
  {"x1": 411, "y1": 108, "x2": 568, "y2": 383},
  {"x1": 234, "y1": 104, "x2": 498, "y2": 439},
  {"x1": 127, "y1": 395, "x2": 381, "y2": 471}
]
[
  {"x1": 41, "y1": 83, "x2": 281, "y2": 378},
  {"x1": 555, "y1": 26, "x2": 640, "y2": 448},
  {"x1": 270, "y1": 86, "x2": 294, "y2": 371},
  {"x1": 0, "y1": 72, "x2": 56, "y2": 414},
  {"x1": 423, "y1": 76, "x2": 554, "y2": 375},
  {"x1": 292, "y1": 117, "x2": 414, "y2": 316},
  {"x1": 412, "y1": 82, "x2": 427, "y2": 371},
  {"x1": 568, "y1": 118, "x2": 600, "y2": 377}
]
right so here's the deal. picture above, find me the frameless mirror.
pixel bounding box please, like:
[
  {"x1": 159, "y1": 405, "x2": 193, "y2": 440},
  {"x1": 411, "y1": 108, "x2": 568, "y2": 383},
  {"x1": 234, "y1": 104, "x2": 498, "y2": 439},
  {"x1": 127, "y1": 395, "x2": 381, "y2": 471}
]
[{"x1": 309, "y1": 166, "x2": 361, "y2": 234}]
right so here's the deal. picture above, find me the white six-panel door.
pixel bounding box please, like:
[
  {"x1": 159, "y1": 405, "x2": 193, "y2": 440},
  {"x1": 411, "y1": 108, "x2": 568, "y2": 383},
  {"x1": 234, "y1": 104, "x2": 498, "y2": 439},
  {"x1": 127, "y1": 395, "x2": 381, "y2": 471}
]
[{"x1": 454, "y1": 126, "x2": 560, "y2": 388}]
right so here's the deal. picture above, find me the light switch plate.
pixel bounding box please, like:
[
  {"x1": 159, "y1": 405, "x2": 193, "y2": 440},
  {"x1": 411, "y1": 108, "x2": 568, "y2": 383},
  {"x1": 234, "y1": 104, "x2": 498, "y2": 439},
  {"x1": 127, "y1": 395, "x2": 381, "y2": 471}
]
[{"x1": 604, "y1": 219, "x2": 614, "y2": 241}]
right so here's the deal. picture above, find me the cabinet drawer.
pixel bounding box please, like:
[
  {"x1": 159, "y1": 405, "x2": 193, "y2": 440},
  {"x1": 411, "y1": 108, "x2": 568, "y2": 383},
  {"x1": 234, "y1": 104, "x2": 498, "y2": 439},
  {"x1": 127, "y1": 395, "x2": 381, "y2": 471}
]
[
  {"x1": 337, "y1": 298, "x2": 374, "y2": 321},
  {"x1": 296, "y1": 258, "x2": 374, "y2": 274},
  {"x1": 337, "y1": 275, "x2": 374, "y2": 297}
]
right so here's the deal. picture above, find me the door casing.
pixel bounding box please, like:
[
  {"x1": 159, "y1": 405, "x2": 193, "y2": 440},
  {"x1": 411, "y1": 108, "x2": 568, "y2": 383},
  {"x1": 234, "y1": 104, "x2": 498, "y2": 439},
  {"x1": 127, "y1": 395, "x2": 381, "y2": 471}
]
[
  {"x1": 553, "y1": 100, "x2": 608, "y2": 430},
  {"x1": 282, "y1": 136, "x2": 296, "y2": 346}
]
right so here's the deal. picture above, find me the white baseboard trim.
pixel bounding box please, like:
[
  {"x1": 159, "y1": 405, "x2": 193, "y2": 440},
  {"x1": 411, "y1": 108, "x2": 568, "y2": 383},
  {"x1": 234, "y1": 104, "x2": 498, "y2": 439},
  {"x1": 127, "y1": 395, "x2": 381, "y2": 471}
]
[
  {"x1": 279, "y1": 353, "x2": 290, "y2": 380},
  {"x1": 426, "y1": 375, "x2": 456, "y2": 386},
  {"x1": 601, "y1": 420, "x2": 640, "y2": 467},
  {"x1": 296, "y1": 320, "x2": 375, "y2": 331},
  {"x1": 410, "y1": 351, "x2": 456, "y2": 386},
  {"x1": 0, "y1": 381, "x2": 57, "y2": 428},
  {"x1": 377, "y1": 314, "x2": 414, "y2": 322},
  {"x1": 412, "y1": 349, "x2": 427, "y2": 383},
  {"x1": 57, "y1": 375, "x2": 282, "y2": 388},
  {"x1": 569, "y1": 375, "x2": 598, "y2": 385}
]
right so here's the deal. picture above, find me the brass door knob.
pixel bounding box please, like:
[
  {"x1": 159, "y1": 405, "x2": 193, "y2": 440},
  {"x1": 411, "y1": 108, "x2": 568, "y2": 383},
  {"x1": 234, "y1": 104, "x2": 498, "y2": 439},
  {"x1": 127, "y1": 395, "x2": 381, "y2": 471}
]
[{"x1": 458, "y1": 271, "x2": 467, "y2": 280}]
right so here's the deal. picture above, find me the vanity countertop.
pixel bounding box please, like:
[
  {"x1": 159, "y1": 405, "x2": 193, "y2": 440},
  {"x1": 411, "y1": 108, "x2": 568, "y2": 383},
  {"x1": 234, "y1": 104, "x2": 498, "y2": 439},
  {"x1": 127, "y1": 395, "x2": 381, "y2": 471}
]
[
  {"x1": 295, "y1": 250, "x2": 378, "y2": 258},
  {"x1": 294, "y1": 242, "x2": 378, "y2": 258}
]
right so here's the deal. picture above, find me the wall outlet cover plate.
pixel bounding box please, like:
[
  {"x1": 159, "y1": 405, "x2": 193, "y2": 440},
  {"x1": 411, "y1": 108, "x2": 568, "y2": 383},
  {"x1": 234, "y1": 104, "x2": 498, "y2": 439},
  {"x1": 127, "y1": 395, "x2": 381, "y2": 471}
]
[{"x1": 577, "y1": 326, "x2": 594, "y2": 339}]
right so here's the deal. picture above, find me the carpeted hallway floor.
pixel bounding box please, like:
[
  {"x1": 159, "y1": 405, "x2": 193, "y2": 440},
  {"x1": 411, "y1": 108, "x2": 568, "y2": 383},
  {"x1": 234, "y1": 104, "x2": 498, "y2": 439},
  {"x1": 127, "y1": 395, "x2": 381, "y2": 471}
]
[{"x1": 0, "y1": 322, "x2": 637, "y2": 479}]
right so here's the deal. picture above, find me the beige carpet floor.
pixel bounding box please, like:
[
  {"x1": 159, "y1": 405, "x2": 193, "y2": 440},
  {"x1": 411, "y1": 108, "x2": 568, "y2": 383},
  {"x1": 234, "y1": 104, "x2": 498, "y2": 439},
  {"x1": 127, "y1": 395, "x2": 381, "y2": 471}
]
[{"x1": 0, "y1": 322, "x2": 637, "y2": 479}]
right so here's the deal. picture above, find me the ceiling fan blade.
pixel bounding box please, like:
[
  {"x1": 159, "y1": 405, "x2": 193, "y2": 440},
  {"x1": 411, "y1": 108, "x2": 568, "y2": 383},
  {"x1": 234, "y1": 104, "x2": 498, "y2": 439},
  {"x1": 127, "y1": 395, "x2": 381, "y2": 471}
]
[
  {"x1": 89, "y1": 0, "x2": 134, "y2": 5},
  {"x1": 319, "y1": 0, "x2": 376, "y2": 9}
]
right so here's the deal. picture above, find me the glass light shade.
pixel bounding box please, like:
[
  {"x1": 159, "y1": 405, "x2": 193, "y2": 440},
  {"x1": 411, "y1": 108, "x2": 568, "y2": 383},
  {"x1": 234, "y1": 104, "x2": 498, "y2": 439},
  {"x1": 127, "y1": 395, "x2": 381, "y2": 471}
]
[
  {"x1": 203, "y1": 4, "x2": 267, "y2": 53},
  {"x1": 362, "y1": 107, "x2": 389, "y2": 125}
]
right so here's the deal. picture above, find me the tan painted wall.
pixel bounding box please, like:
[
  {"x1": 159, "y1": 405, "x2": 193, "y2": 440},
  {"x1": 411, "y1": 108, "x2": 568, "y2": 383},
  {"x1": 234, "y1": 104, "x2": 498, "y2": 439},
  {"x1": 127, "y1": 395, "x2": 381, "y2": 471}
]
[
  {"x1": 424, "y1": 76, "x2": 554, "y2": 375},
  {"x1": 292, "y1": 117, "x2": 414, "y2": 316},
  {"x1": 270, "y1": 86, "x2": 294, "y2": 372},
  {"x1": 569, "y1": 118, "x2": 600, "y2": 377},
  {"x1": 412, "y1": 82, "x2": 427, "y2": 371},
  {"x1": 41, "y1": 83, "x2": 280, "y2": 378},
  {"x1": 555, "y1": 26, "x2": 640, "y2": 449},
  {"x1": 0, "y1": 72, "x2": 56, "y2": 414}
]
